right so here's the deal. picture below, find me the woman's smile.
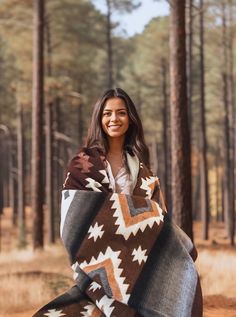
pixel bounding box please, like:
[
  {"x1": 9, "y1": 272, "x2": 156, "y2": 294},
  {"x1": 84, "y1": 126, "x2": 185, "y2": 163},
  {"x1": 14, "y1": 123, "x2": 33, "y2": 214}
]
[
  {"x1": 102, "y1": 97, "x2": 129, "y2": 141},
  {"x1": 108, "y1": 124, "x2": 121, "y2": 128}
]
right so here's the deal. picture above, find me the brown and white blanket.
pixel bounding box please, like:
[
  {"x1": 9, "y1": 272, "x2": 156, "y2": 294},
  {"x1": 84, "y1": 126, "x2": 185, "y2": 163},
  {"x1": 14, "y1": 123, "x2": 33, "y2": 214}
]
[{"x1": 33, "y1": 147, "x2": 202, "y2": 317}]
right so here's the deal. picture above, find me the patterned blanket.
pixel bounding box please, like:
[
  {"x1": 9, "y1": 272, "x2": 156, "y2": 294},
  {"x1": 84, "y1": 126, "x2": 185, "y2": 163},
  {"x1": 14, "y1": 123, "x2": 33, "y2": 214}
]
[{"x1": 33, "y1": 147, "x2": 202, "y2": 317}]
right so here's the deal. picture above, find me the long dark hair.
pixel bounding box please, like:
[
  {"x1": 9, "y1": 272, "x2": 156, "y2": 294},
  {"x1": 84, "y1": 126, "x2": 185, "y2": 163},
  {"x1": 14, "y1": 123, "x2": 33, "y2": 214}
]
[{"x1": 86, "y1": 87, "x2": 150, "y2": 167}]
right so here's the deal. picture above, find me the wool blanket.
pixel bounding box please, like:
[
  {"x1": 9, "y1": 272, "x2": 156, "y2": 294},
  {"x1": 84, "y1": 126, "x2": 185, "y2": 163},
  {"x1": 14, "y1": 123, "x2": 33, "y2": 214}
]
[{"x1": 33, "y1": 147, "x2": 203, "y2": 317}]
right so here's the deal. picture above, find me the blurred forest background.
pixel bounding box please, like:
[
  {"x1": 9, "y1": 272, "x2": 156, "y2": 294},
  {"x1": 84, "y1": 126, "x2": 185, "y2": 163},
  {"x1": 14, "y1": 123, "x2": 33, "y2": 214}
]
[{"x1": 0, "y1": 0, "x2": 235, "y2": 316}]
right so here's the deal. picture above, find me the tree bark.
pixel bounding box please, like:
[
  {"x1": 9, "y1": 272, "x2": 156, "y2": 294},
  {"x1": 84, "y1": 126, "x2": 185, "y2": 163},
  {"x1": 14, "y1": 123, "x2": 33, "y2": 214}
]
[
  {"x1": 169, "y1": 0, "x2": 193, "y2": 240},
  {"x1": 45, "y1": 14, "x2": 54, "y2": 244},
  {"x1": 215, "y1": 153, "x2": 220, "y2": 222},
  {"x1": 17, "y1": 102, "x2": 26, "y2": 248},
  {"x1": 221, "y1": 2, "x2": 234, "y2": 245},
  {"x1": 32, "y1": 0, "x2": 45, "y2": 249},
  {"x1": 187, "y1": 0, "x2": 193, "y2": 136},
  {"x1": 45, "y1": 102, "x2": 54, "y2": 243},
  {"x1": 0, "y1": 135, "x2": 3, "y2": 217},
  {"x1": 228, "y1": 0, "x2": 235, "y2": 244},
  {"x1": 53, "y1": 97, "x2": 64, "y2": 238},
  {"x1": 161, "y1": 58, "x2": 171, "y2": 212},
  {"x1": 199, "y1": 0, "x2": 210, "y2": 240}
]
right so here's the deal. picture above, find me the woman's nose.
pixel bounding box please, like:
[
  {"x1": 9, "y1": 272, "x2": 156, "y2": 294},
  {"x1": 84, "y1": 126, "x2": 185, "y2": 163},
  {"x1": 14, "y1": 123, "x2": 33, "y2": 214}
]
[{"x1": 110, "y1": 112, "x2": 118, "y2": 121}]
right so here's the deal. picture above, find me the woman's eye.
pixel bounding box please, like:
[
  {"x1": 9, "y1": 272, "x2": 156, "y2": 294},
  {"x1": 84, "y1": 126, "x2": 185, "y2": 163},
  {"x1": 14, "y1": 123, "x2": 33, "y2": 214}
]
[
  {"x1": 103, "y1": 112, "x2": 110, "y2": 116},
  {"x1": 119, "y1": 111, "x2": 127, "y2": 115}
]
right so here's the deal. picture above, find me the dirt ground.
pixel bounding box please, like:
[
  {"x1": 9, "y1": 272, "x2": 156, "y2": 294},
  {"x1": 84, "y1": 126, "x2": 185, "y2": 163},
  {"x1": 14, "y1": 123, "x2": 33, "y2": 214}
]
[{"x1": 203, "y1": 295, "x2": 236, "y2": 317}]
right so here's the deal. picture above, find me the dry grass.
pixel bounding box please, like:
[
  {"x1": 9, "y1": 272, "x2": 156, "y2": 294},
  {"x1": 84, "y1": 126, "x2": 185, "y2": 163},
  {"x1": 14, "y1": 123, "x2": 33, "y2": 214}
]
[
  {"x1": 197, "y1": 249, "x2": 236, "y2": 297},
  {"x1": 0, "y1": 245, "x2": 73, "y2": 315},
  {"x1": 0, "y1": 274, "x2": 48, "y2": 313},
  {"x1": 194, "y1": 221, "x2": 236, "y2": 298}
]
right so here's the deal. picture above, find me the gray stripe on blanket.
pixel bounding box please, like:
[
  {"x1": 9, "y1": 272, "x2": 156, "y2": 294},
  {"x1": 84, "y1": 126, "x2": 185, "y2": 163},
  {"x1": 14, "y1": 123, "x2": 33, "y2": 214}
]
[
  {"x1": 131, "y1": 219, "x2": 197, "y2": 317},
  {"x1": 61, "y1": 190, "x2": 107, "y2": 263}
]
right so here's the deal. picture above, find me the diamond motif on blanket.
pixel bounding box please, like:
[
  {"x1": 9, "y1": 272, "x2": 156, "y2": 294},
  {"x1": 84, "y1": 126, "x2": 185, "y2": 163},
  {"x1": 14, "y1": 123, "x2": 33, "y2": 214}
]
[
  {"x1": 63, "y1": 190, "x2": 70, "y2": 200},
  {"x1": 111, "y1": 193, "x2": 164, "y2": 240},
  {"x1": 132, "y1": 246, "x2": 148, "y2": 265},
  {"x1": 60, "y1": 190, "x2": 77, "y2": 236},
  {"x1": 88, "y1": 222, "x2": 104, "y2": 242},
  {"x1": 74, "y1": 152, "x2": 94, "y2": 173},
  {"x1": 44, "y1": 309, "x2": 66, "y2": 317},
  {"x1": 81, "y1": 302, "x2": 100, "y2": 317},
  {"x1": 140, "y1": 176, "x2": 159, "y2": 199},
  {"x1": 79, "y1": 247, "x2": 130, "y2": 303}
]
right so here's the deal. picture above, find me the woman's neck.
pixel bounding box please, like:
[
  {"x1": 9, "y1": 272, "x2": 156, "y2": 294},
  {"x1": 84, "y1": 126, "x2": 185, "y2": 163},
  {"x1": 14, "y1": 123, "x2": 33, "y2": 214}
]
[
  {"x1": 107, "y1": 137, "x2": 124, "y2": 155},
  {"x1": 106, "y1": 138, "x2": 126, "y2": 177}
]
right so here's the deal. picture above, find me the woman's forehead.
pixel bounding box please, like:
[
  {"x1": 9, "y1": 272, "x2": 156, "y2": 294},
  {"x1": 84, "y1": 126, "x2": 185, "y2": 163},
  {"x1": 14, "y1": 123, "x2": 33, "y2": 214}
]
[{"x1": 103, "y1": 97, "x2": 127, "y2": 110}]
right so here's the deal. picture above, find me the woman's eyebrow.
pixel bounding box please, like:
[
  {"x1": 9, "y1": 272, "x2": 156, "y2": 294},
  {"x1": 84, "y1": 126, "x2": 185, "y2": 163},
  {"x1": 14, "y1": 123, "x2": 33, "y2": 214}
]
[{"x1": 103, "y1": 108, "x2": 127, "y2": 111}]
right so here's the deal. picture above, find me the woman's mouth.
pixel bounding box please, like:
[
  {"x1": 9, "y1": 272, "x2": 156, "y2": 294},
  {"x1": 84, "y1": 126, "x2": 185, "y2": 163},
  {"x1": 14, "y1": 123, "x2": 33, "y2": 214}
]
[{"x1": 108, "y1": 125, "x2": 121, "y2": 128}]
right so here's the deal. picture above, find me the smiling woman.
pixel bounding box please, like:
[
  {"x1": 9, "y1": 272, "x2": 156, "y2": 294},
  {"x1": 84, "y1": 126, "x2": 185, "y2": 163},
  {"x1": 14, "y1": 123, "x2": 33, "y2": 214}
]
[
  {"x1": 101, "y1": 97, "x2": 129, "y2": 140},
  {"x1": 33, "y1": 88, "x2": 203, "y2": 317},
  {"x1": 84, "y1": 87, "x2": 150, "y2": 192},
  {"x1": 86, "y1": 87, "x2": 150, "y2": 169},
  {"x1": 101, "y1": 97, "x2": 130, "y2": 178}
]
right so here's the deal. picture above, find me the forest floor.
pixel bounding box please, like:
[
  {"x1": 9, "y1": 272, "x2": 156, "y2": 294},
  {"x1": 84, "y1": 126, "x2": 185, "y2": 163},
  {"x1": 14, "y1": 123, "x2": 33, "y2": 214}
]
[{"x1": 0, "y1": 208, "x2": 235, "y2": 317}]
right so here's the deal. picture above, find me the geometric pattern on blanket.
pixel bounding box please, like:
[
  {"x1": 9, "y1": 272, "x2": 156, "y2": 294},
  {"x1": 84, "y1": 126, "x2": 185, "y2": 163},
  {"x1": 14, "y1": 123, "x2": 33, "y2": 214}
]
[
  {"x1": 111, "y1": 193, "x2": 164, "y2": 240},
  {"x1": 43, "y1": 309, "x2": 66, "y2": 316},
  {"x1": 79, "y1": 246, "x2": 130, "y2": 303},
  {"x1": 32, "y1": 147, "x2": 203, "y2": 317},
  {"x1": 140, "y1": 176, "x2": 160, "y2": 199},
  {"x1": 81, "y1": 302, "x2": 101, "y2": 317}
]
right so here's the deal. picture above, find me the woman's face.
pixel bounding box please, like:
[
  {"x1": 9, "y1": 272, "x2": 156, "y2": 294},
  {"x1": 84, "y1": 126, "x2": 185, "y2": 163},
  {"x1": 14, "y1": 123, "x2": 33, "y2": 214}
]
[{"x1": 101, "y1": 97, "x2": 129, "y2": 142}]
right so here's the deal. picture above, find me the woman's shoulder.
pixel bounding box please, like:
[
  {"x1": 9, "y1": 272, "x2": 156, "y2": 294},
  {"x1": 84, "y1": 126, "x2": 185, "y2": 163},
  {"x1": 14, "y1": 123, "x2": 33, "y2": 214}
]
[
  {"x1": 63, "y1": 146, "x2": 107, "y2": 190},
  {"x1": 71, "y1": 146, "x2": 105, "y2": 161}
]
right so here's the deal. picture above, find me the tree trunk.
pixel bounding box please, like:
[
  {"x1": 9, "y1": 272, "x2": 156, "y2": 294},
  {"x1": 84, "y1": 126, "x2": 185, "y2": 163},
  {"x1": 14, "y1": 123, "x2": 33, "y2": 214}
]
[
  {"x1": 32, "y1": 0, "x2": 45, "y2": 249},
  {"x1": 221, "y1": 174, "x2": 225, "y2": 223},
  {"x1": 199, "y1": 0, "x2": 210, "y2": 240},
  {"x1": 11, "y1": 154, "x2": 18, "y2": 227},
  {"x1": 106, "y1": 0, "x2": 113, "y2": 88},
  {"x1": 53, "y1": 97, "x2": 63, "y2": 238},
  {"x1": 161, "y1": 58, "x2": 171, "y2": 212},
  {"x1": 193, "y1": 169, "x2": 200, "y2": 220},
  {"x1": 169, "y1": 0, "x2": 193, "y2": 240},
  {"x1": 45, "y1": 102, "x2": 54, "y2": 243},
  {"x1": 8, "y1": 133, "x2": 15, "y2": 224},
  {"x1": 17, "y1": 102, "x2": 26, "y2": 248},
  {"x1": 228, "y1": 0, "x2": 235, "y2": 244},
  {"x1": 187, "y1": 0, "x2": 193, "y2": 136},
  {"x1": 77, "y1": 84, "x2": 83, "y2": 147},
  {"x1": 45, "y1": 14, "x2": 55, "y2": 244},
  {"x1": 215, "y1": 153, "x2": 220, "y2": 222},
  {"x1": 0, "y1": 135, "x2": 3, "y2": 216},
  {"x1": 221, "y1": 2, "x2": 234, "y2": 245},
  {"x1": 0, "y1": 125, "x2": 3, "y2": 252}
]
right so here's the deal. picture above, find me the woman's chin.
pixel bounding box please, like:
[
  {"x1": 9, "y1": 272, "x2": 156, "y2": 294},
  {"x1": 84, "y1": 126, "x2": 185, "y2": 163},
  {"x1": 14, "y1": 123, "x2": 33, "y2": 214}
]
[{"x1": 107, "y1": 133, "x2": 125, "y2": 140}]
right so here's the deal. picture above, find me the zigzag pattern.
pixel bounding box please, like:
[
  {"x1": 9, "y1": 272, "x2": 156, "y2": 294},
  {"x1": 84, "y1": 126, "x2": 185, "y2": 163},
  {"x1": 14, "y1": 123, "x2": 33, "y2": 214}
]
[
  {"x1": 96, "y1": 295, "x2": 115, "y2": 317},
  {"x1": 79, "y1": 246, "x2": 130, "y2": 303},
  {"x1": 111, "y1": 193, "x2": 164, "y2": 240},
  {"x1": 140, "y1": 176, "x2": 159, "y2": 199}
]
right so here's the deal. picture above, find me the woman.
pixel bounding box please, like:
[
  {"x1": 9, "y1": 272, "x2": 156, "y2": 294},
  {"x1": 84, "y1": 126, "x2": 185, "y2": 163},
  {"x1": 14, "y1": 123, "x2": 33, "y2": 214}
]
[{"x1": 34, "y1": 88, "x2": 202, "y2": 317}]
